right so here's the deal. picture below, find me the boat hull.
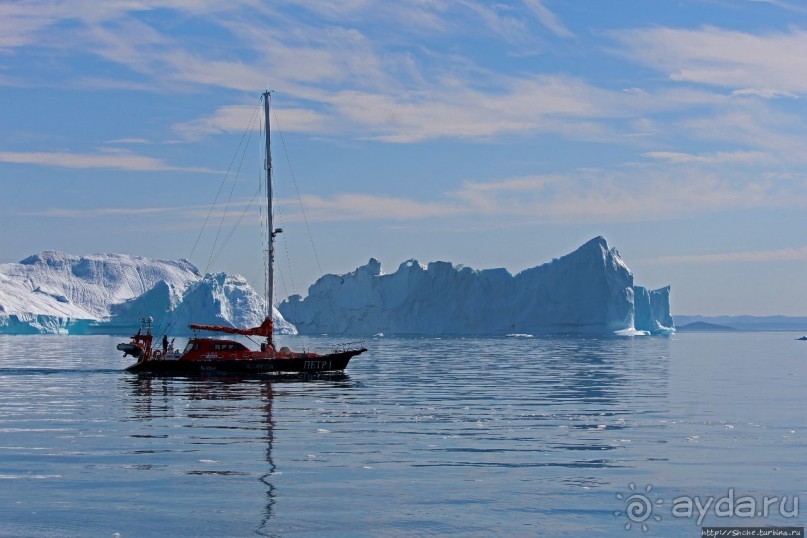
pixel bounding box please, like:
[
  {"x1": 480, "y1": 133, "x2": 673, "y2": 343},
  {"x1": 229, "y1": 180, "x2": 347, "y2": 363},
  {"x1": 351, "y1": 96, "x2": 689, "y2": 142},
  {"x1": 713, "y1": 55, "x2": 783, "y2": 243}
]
[{"x1": 125, "y1": 348, "x2": 365, "y2": 375}]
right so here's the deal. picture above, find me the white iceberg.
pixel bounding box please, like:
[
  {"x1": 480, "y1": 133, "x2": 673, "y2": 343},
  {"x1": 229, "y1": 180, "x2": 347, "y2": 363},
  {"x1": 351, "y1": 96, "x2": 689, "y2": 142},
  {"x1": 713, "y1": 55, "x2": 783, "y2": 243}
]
[
  {"x1": 633, "y1": 285, "x2": 675, "y2": 335},
  {"x1": 279, "y1": 236, "x2": 674, "y2": 336},
  {"x1": 0, "y1": 251, "x2": 295, "y2": 335}
]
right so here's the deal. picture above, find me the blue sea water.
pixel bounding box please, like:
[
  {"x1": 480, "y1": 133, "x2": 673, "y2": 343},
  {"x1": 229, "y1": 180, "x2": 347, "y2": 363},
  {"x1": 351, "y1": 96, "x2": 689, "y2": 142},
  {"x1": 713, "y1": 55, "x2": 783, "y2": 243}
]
[{"x1": 0, "y1": 332, "x2": 804, "y2": 537}]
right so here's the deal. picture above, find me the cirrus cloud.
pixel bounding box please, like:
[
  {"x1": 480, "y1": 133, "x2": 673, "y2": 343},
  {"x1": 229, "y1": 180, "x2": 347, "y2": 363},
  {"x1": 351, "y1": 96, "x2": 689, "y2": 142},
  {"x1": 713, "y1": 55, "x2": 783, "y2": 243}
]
[
  {"x1": 0, "y1": 149, "x2": 218, "y2": 173},
  {"x1": 613, "y1": 26, "x2": 807, "y2": 95}
]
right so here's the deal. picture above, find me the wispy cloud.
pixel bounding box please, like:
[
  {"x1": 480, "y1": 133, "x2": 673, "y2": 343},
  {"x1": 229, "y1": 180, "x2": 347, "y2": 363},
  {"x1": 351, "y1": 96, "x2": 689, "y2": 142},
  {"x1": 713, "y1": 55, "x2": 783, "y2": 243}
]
[
  {"x1": 313, "y1": 75, "x2": 674, "y2": 143},
  {"x1": 747, "y1": 0, "x2": 807, "y2": 14},
  {"x1": 522, "y1": 0, "x2": 574, "y2": 38},
  {"x1": 453, "y1": 171, "x2": 748, "y2": 223},
  {"x1": 0, "y1": 150, "x2": 218, "y2": 173},
  {"x1": 170, "y1": 72, "x2": 718, "y2": 143},
  {"x1": 640, "y1": 245, "x2": 807, "y2": 265},
  {"x1": 0, "y1": 1, "x2": 635, "y2": 144},
  {"x1": 676, "y1": 105, "x2": 807, "y2": 160},
  {"x1": 6, "y1": 1, "x2": 807, "y2": 183},
  {"x1": 453, "y1": 2, "x2": 532, "y2": 45},
  {"x1": 20, "y1": 207, "x2": 179, "y2": 218},
  {"x1": 15, "y1": 157, "x2": 807, "y2": 226},
  {"x1": 19, "y1": 199, "x2": 259, "y2": 219},
  {"x1": 287, "y1": 194, "x2": 463, "y2": 221},
  {"x1": 74, "y1": 78, "x2": 160, "y2": 92},
  {"x1": 730, "y1": 88, "x2": 798, "y2": 99},
  {"x1": 0, "y1": 2, "x2": 61, "y2": 49},
  {"x1": 173, "y1": 104, "x2": 331, "y2": 141},
  {"x1": 172, "y1": 104, "x2": 261, "y2": 141},
  {"x1": 105, "y1": 138, "x2": 151, "y2": 145},
  {"x1": 274, "y1": 159, "x2": 807, "y2": 223},
  {"x1": 613, "y1": 26, "x2": 807, "y2": 95},
  {"x1": 644, "y1": 150, "x2": 773, "y2": 165}
]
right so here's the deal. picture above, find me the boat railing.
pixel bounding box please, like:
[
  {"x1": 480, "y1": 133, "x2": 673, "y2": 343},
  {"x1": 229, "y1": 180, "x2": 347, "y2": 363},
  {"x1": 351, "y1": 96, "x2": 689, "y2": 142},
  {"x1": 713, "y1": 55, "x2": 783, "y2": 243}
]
[{"x1": 333, "y1": 340, "x2": 366, "y2": 352}]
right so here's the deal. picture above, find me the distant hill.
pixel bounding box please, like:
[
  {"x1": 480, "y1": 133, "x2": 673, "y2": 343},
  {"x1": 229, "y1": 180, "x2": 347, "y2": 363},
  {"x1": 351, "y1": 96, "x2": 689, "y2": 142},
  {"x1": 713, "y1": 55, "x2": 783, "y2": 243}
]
[
  {"x1": 676, "y1": 321, "x2": 736, "y2": 332},
  {"x1": 675, "y1": 315, "x2": 807, "y2": 331}
]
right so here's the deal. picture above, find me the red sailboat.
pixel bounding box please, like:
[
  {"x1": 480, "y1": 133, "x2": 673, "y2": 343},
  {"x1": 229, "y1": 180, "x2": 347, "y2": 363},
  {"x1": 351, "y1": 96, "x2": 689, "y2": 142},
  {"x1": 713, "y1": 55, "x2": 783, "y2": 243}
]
[{"x1": 118, "y1": 92, "x2": 366, "y2": 375}]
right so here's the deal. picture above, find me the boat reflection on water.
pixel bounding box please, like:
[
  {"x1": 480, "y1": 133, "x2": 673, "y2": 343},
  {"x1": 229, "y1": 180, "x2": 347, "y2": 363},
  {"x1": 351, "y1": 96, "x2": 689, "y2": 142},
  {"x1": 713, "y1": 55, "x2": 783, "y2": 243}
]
[{"x1": 121, "y1": 373, "x2": 354, "y2": 535}]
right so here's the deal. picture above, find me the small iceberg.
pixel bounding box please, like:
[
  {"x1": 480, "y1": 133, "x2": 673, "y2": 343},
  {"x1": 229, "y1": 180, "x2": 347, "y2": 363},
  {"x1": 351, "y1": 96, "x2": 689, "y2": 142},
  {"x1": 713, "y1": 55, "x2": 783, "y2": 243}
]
[
  {"x1": 506, "y1": 333, "x2": 533, "y2": 338},
  {"x1": 614, "y1": 328, "x2": 651, "y2": 336}
]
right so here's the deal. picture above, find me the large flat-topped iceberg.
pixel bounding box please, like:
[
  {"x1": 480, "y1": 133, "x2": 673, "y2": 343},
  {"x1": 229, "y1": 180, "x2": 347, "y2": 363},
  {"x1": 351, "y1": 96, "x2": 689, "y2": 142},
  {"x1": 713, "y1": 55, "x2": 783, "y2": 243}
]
[
  {"x1": 280, "y1": 237, "x2": 674, "y2": 336},
  {"x1": 0, "y1": 251, "x2": 295, "y2": 335}
]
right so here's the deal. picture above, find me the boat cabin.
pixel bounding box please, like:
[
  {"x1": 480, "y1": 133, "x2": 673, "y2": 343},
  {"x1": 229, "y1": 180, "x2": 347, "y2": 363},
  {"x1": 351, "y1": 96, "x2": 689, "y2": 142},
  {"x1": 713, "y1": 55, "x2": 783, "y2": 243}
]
[
  {"x1": 183, "y1": 338, "x2": 249, "y2": 353},
  {"x1": 179, "y1": 337, "x2": 261, "y2": 361}
]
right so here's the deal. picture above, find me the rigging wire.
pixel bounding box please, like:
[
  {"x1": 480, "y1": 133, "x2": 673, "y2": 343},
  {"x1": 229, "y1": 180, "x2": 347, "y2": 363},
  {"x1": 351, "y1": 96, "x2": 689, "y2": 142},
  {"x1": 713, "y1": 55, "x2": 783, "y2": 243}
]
[
  {"x1": 189, "y1": 99, "x2": 262, "y2": 261},
  {"x1": 272, "y1": 107, "x2": 322, "y2": 275},
  {"x1": 182, "y1": 98, "x2": 260, "y2": 339},
  {"x1": 271, "y1": 173, "x2": 294, "y2": 304},
  {"x1": 209, "y1": 184, "x2": 262, "y2": 268},
  {"x1": 204, "y1": 106, "x2": 260, "y2": 275}
]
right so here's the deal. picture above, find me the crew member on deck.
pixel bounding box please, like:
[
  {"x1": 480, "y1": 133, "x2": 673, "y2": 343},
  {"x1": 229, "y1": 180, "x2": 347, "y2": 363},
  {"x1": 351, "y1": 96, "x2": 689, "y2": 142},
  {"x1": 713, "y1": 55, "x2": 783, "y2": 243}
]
[{"x1": 162, "y1": 334, "x2": 169, "y2": 354}]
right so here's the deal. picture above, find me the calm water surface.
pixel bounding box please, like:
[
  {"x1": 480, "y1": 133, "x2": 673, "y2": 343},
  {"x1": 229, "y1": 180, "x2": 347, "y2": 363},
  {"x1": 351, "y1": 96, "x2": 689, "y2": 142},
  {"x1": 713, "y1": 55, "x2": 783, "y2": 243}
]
[{"x1": 0, "y1": 333, "x2": 804, "y2": 536}]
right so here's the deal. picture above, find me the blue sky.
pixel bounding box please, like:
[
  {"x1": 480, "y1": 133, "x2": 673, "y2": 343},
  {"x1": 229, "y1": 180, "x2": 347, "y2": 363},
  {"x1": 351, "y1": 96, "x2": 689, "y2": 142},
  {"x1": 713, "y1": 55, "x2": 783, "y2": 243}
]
[{"x1": 2, "y1": 0, "x2": 807, "y2": 316}]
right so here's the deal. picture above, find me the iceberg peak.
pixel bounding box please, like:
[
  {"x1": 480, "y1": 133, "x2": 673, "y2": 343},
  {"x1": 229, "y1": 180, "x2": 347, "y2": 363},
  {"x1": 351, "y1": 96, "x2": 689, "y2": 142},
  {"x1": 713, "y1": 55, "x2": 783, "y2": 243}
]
[
  {"x1": 573, "y1": 236, "x2": 618, "y2": 261},
  {"x1": 579, "y1": 235, "x2": 609, "y2": 250},
  {"x1": 19, "y1": 250, "x2": 74, "y2": 266},
  {"x1": 356, "y1": 258, "x2": 382, "y2": 277}
]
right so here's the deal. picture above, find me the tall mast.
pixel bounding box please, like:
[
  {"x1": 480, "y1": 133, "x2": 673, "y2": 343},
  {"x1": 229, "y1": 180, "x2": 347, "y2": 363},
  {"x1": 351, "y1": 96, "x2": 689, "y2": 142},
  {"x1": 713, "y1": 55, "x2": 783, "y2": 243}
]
[{"x1": 263, "y1": 91, "x2": 274, "y2": 342}]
